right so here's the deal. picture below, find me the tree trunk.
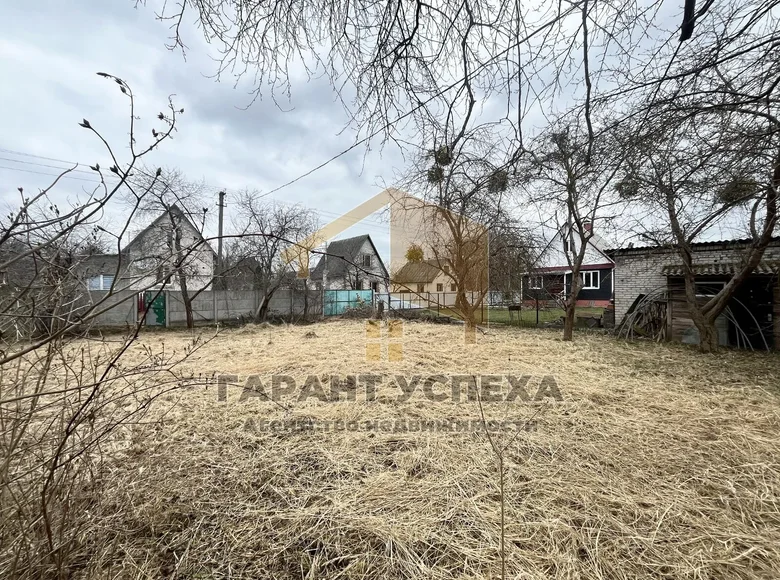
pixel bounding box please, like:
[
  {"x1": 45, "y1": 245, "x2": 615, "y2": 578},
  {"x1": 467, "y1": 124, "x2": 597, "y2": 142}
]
[
  {"x1": 562, "y1": 298, "x2": 576, "y2": 341},
  {"x1": 693, "y1": 317, "x2": 720, "y2": 353},
  {"x1": 562, "y1": 271, "x2": 582, "y2": 342},
  {"x1": 465, "y1": 317, "x2": 477, "y2": 344},
  {"x1": 178, "y1": 272, "x2": 194, "y2": 329},
  {"x1": 255, "y1": 286, "x2": 279, "y2": 322},
  {"x1": 303, "y1": 279, "x2": 309, "y2": 321},
  {"x1": 680, "y1": 273, "x2": 721, "y2": 352},
  {"x1": 170, "y1": 211, "x2": 194, "y2": 329}
]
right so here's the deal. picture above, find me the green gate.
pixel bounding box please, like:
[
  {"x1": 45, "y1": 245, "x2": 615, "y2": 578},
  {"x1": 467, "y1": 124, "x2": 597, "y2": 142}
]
[
  {"x1": 143, "y1": 290, "x2": 166, "y2": 326},
  {"x1": 324, "y1": 290, "x2": 373, "y2": 316}
]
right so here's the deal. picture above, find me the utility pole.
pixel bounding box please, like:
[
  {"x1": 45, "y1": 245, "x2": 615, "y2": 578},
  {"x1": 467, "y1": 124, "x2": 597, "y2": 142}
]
[
  {"x1": 217, "y1": 190, "x2": 226, "y2": 279},
  {"x1": 213, "y1": 190, "x2": 226, "y2": 323}
]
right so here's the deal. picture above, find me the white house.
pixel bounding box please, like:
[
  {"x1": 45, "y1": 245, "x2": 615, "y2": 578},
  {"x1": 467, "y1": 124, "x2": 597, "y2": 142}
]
[
  {"x1": 309, "y1": 234, "x2": 389, "y2": 293},
  {"x1": 81, "y1": 206, "x2": 215, "y2": 292}
]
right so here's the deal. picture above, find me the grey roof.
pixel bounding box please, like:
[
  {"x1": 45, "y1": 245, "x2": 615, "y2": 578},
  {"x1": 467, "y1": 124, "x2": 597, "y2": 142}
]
[
  {"x1": 607, "y1": 236, "x2": 780, "y2": 255},
  {"x1": 310, "y1": 235, "x2": 387, "y2": 280},
  {"x1": 662, "y1": 262, "x2": 780, "y2": 276},
  {"x1": 79, "y1": 253, "x2": 122, "y2": 275},
  {"x1": 393, "y1": 260, "x2": 441, "y2": 284}
]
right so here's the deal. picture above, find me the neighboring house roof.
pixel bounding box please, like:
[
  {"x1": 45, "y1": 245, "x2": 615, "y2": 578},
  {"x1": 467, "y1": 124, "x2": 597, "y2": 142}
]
[
  {"x1": 80, "y1": 253, "x2": 121, "y2": 275},
  {"x1": 393, "y1": 259, "x2": 442, "y2": 284},
  {"x1": 662, "y1": 261, "x2": 780, "y2": 276},
  {"x1": 310, "y1": 234, "x2": 388, "y2": 280},
  {"x1": 607, "y1": 236, "x2": 780, "y2": 256},
  {"x1": 124, "y1": 205, "x2": 216, "y2": 255}
]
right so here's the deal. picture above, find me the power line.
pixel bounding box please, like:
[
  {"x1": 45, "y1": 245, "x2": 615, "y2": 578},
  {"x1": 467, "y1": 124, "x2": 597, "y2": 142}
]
[
  {"x1": 0, "y1": 164, "x2": 111, "y2": 185},
  {"x1": 0, "y1": 156, "x2": 98, "y2": 175},
  {"x1": 0, "y1": 146, "x2": 391, "y2": 230},
  {"x1": 0, "y1": 147, "x2": 81, "y2": 166}
]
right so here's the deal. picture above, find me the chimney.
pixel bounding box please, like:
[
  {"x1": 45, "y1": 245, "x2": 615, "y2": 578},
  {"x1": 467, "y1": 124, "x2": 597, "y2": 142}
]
[{"x1": 583, "y1": 221, "x2": 593, "y2": 233}]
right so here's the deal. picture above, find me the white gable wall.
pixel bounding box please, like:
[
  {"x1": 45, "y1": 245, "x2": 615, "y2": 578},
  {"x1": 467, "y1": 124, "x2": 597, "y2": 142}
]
[
  {"x1": 123, "y1": 216, "x2": 214, "y2": 292},
  {"x1": 535, "y1": 229, "x2": 613, "y2": 270}
]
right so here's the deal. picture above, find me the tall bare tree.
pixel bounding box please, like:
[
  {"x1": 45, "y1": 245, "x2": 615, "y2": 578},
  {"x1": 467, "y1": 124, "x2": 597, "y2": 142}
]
[
  {"x1": 232, "y1": 193, "x2": 318, "y2": 321},
  {"x1": 522, "y1": 122, "x2": 621, "y2": 341},
  {"x1": 398, "y1": 121, "x2": 523, "y2": 340},
  {"x1": 616, "y1": 107, "x2": 779, "y2": 352}
]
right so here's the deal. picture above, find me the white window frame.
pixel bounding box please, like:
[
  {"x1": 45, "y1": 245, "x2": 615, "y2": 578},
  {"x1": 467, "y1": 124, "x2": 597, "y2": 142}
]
[
  {"x1": 362, "y1": 254, "x2": 372, "y2": 268},
  {"x1": 87, "y1": 274, "x2": 115, "y2": 291},
  {"x1": 436, "y1": 283, "x2": 444, "y2": 292},
  {"x1": 580, "y1": 270, "x2": 599, "y2": 290},
  {"x1": 529, "y1": 275, "x2": 543, "y2": 289},
  {"x1": 695, "y1": 281, "x2": 725, "y2": 297}
]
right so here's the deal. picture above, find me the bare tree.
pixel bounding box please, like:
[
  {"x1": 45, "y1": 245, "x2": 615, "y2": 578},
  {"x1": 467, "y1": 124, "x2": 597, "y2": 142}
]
[
  {"x1": 616, "y1": 106, "x2": 778, "y2": 352},
  {"x1": 141, "y1": 1, "x2": 778, "y2": 175},
  {"x1": 522, "y1": 122, "x2": 621, "y2": 341},
  {"x1": 398, "y1": 122, "x2": 522, "y2": 340},
  {"x1": 232, "y1": 193, "x2": 318, "y2": 321},
  {"x1": 489, "y1": 223, "x2": 535, "y2": 304},
  {"x1": 0, "y1": 75, "x2": 213, "y2": 580}
]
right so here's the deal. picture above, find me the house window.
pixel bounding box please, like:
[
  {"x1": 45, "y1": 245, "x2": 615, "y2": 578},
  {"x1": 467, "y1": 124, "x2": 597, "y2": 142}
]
[
  {"x1": 371, "y1": 281, "x2": 379, "y2": 292},
  {"x1": 87, "y1": 274, "x2": 114, "y2": 291},
  {"x1": 580, "y1": 271, "x2": 599, "y2": 290},
  {"x1": 450, "y1": 283, "x2": 456, "y2": 292},
  {"x1": 436, "y1": 283, "x2": 444, "y2": 292},
  {"x1": 529, "y1": 276, "x2": 543, "y2": 289},
  {"x1": 362, "y1": 254, "x2": 372, "y2": 268},
  {"x1": 417, "y1": 283, "x2": 425, "y2": 293},
  {"x1": 157, "y1": 264, "x2": 171, "y2": 283},
  {"x1": 695, "y1": 281, "x2": 725, "y2": 297},
  {"x1": 0, "y1": 271, "x2": 7, "y2": 285}
]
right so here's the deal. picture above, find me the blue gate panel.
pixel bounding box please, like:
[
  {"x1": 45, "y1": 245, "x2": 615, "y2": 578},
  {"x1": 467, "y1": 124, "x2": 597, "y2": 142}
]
[{"x1": 324, "y1": 290, "x2": 373, "y2": 316}]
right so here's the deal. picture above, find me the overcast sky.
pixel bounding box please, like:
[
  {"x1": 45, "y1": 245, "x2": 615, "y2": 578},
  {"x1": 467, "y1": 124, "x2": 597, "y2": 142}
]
[
  {"x1": 0, "y1": 0, "x2": 398, "y2": 256},
  {"x1": 4, "y1": 1, "x2": 748, "y2": 261}
]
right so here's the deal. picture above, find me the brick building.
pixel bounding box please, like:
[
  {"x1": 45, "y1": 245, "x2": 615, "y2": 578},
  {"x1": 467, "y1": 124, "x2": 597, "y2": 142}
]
[{"x1": 608, "y1": 238, "x2": 780, "y2": 350}]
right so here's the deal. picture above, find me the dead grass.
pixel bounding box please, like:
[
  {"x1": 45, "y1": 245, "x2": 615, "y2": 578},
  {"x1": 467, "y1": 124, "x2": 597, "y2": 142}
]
[{"x1": 74, "y1": 321, "x2": 780, "y2": 579}]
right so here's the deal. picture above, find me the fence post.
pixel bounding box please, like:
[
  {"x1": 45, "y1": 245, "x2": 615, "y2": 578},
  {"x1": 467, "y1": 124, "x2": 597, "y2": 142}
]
[
  {"x1": 164, "y1": 290, "x2": 170, "y2": 328},
  {"x1": 213, "y1": 286, "x2": 218, "y2": 324}
]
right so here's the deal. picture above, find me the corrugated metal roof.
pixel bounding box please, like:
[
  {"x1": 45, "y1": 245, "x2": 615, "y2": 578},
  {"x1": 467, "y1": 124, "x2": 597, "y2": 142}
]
[
  {"x1": 607, "y1": 236, "x2": 780, "y2": 254},
  {"x1": 662, "y1": 262, "x2": 780, "y2": 276}
]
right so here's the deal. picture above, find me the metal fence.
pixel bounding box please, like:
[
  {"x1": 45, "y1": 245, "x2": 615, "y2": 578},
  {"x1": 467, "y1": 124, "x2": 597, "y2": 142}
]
[{"x1": 323, "y1": 289, "x2": 374, "y2": 316}]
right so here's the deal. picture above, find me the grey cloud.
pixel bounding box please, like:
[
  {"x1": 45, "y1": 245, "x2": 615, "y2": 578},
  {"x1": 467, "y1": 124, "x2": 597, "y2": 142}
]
[{"x1": 0, "y1": 0, "x2": 409, "y2": 237}]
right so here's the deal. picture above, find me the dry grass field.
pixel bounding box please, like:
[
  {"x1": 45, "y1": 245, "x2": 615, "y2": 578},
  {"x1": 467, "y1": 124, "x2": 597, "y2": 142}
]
[{"x1": 72, "y1": 320, "x2": 780, "y2": 579}]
